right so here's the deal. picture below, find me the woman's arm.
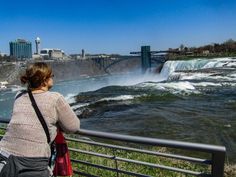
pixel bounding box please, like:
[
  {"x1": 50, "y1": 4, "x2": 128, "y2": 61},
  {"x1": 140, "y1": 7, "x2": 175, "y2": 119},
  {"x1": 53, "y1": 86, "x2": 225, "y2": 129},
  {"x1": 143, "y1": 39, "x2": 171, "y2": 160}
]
[{"x1": 56, "y1": 95, "x2": 80, "y2": 133}]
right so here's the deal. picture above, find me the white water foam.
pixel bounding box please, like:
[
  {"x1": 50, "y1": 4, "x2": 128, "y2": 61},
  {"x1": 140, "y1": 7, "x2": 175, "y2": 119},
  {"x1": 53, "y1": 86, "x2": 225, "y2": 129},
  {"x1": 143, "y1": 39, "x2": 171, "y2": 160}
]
[
  {"x1": 226, "y1": 61, "x2": 236, "y2": 67},
  {"x1": 71, "y1": 103, "x2": 90, "y2": 110},
  {"x1": 180, "y1": 73, "x2": 236, "y2": 82},
  {"x1": 137, "y1": 81, "x2": 199, "y2": 94},
  {"x1": 99, "y1": 95, "x2": 137, "y2": 102},
  {"x1": 196, "y1": 58, "x2": 235, "y2": 69},
  {"x1": 10, "y1": 85, "x2": 25, "y2": 92},
  {"x1": 159, "y1": 81, "x2": 197, "y2": 94},
  {"x1": 65, "y1": 93, "x2": 76, "y2": 104},
  {"x1": 71, "y1": 95, "x2": 143, "y2": 110},
  {"x1": 229, "y1": 73, "x2": 236, "y2": 78},
  {"x1": 192, "y1": 82, "x2": 222, "y2": 87},
  {"x1": 0, "y1": 98, "x2": 8, "y2": 102},
  {"x1": 179, "y1": 73, "x2": 212, "y2": 80}
]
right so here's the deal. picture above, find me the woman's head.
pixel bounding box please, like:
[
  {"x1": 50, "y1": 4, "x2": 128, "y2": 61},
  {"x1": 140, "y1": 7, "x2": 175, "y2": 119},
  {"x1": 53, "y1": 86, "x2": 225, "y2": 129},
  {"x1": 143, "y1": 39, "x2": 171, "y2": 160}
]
[{"x1": 21, "y1": 62, "x2": 54, "y2": 90}]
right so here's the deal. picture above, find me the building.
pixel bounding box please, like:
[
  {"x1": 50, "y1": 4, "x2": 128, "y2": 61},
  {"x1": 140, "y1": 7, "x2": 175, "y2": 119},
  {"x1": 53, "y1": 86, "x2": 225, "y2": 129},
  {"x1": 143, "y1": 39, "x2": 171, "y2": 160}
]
[
  {"x1": 50, "y1": 49, "x2": 63, "y2": 59},
  {"x1": 70, "y1": 54, "x2": 82, "y2": 60},
  {"x1": 70, "y1": 49, "x2": 86, "y2": 60},
  {"x1": 202, "y1": 50, "x2": 210, "y2": 55},
  {"x1": 0, "y1": 52, "x2": 7, "y2": 57},
  {"x1": 9, "y1": 39, "x2": 32, "y2": 60},
  {"x1": 40, "y1": 48, "x2": 64, "y2": 60}
]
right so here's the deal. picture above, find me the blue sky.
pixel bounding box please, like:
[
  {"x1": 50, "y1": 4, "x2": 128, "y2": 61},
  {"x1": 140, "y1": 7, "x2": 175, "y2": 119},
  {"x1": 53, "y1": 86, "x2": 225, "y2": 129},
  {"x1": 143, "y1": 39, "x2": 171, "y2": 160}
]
[{"x1": 0, "y1": 0, "x2": 236, "y2": 55}]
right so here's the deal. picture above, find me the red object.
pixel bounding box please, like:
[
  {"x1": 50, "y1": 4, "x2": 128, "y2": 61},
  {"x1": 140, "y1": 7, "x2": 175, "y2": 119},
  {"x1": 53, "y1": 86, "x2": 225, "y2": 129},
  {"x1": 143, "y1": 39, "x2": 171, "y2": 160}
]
[{"x1": 53, "y1": 131, "x2": 73, "y2": 176}]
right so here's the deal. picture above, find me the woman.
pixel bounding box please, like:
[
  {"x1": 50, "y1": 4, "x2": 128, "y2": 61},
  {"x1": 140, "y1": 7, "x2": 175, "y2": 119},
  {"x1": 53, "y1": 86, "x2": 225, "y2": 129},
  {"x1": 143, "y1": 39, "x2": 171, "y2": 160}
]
[{"x1": 0, "y1": 62, "x2": 80, "y2": 176}]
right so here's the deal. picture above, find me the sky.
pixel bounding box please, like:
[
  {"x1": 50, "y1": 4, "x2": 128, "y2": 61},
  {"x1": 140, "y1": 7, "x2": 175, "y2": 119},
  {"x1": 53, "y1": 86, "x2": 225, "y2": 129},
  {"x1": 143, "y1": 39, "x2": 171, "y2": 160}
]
[{"x1": 0, "y1": 0, "x2": 236, "y2": 55}]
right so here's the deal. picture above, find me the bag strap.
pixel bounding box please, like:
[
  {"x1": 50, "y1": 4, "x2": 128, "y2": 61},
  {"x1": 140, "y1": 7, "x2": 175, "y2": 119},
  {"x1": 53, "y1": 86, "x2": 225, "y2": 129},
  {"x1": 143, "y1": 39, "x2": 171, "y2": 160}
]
[
  {"x1": 28, "y1": 90, "x2": 51, "y2": 143},
  {"x1": 15, "y1": 90, "x2": 27, "y2": 100}
]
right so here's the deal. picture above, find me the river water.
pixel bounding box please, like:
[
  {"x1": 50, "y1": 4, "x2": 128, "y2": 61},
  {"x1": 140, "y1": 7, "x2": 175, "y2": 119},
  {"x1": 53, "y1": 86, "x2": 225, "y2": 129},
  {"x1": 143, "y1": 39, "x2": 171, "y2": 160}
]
[{"x1": 0, "y1": 57, "x2": 236, "y2": 162}]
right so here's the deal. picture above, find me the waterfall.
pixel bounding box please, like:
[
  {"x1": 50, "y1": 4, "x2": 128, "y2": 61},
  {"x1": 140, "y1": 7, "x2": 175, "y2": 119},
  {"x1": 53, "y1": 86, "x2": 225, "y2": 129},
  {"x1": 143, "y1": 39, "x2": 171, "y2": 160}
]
[{"x1": 159, "y1": 57, "x2": 235, "y2": 79}]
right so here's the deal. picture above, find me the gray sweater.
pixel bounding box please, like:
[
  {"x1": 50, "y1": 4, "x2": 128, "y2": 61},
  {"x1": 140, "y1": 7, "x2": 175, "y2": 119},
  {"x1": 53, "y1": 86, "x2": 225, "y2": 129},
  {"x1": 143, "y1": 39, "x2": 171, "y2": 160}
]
[{"x1": 0, "y1": 91, "x2": 80, "y2": 158}]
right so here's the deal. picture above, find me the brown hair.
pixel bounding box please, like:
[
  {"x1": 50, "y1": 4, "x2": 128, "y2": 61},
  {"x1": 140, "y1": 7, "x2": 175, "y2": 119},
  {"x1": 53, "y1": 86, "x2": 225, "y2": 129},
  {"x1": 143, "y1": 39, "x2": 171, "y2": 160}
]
[{"x1": 20, "y1": 62, "x2": 52, "y2": 89}]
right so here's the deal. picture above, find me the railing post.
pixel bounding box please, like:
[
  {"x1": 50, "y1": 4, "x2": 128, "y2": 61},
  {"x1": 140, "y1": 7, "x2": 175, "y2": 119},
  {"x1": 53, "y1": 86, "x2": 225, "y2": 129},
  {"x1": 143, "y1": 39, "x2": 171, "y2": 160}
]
[{"x1": 211, "y1": 151, "x2": 225, "y2": 177}]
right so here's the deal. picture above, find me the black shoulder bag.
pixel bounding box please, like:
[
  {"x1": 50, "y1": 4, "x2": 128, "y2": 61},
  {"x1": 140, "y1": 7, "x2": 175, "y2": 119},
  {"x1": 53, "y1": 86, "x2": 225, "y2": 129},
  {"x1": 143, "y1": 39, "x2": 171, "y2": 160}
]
[{"x1": 27, "y1": 90, "x2": 56, "y2": 167}]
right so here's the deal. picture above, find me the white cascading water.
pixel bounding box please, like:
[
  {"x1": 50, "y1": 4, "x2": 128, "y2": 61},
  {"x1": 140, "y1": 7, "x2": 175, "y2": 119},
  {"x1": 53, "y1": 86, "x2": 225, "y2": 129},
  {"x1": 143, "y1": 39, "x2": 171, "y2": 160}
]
[{"x1": 160, "y1": 57, "x2": 236, "y2": 79}]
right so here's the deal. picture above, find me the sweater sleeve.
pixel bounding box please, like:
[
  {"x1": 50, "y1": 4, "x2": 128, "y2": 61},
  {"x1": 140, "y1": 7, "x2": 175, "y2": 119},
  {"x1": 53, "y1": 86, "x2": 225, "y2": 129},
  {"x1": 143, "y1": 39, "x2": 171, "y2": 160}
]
[{"x1": 55, "y1": 94, "x2": 80, "y2": 133}]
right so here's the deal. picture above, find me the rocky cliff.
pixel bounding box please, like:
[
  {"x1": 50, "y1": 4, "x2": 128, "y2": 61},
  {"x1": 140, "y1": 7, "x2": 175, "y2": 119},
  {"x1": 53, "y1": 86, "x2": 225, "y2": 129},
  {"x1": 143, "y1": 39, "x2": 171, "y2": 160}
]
[{"x1": 0, "y1": 57, "x2": 141, "y2": 84}]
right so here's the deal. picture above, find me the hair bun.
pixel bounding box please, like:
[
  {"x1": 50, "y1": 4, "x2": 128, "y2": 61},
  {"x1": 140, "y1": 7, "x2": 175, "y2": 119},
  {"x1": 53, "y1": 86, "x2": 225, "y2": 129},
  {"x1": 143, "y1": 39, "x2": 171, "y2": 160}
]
[
  {"x1": 20, "y1": 75, "x2": 28, "y2": 84},
  {"x1": 20, "y1": 62, "x2": 52, "y2": 89}
]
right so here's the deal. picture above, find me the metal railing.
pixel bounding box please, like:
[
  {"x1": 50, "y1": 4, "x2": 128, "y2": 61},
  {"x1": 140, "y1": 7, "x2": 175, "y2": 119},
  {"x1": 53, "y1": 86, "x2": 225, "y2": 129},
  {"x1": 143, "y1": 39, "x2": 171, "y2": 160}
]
[{"x1": 0, "y1": 119, "x2": 226, "y2": 177}]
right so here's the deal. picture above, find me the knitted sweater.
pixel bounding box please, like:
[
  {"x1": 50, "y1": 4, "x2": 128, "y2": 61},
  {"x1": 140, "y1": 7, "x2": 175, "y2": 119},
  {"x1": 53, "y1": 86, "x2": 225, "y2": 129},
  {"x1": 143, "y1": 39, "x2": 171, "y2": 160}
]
[{"x1": 0, "y1": 91, "x2": 80, "y2": 158}]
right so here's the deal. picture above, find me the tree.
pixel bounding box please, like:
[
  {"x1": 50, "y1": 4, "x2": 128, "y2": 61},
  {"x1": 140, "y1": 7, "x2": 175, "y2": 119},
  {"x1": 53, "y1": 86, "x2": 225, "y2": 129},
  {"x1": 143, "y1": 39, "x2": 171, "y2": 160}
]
[{"x1": 224, "y1": 39, "x2": 235, "y2": 44}]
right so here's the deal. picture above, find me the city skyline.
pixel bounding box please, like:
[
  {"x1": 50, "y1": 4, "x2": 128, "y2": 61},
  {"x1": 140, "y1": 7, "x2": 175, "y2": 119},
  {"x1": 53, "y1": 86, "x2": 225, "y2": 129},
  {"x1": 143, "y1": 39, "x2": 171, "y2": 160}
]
[{"x1": 1, "y1": 0, "x2": 236, "y2": 55}]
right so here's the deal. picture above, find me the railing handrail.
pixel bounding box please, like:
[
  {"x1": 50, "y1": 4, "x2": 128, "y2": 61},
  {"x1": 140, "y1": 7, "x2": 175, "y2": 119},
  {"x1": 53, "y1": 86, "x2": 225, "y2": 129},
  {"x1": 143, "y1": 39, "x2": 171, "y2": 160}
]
[{"x1": 77, "y1": 129, "x2": 225, "y2": 153}]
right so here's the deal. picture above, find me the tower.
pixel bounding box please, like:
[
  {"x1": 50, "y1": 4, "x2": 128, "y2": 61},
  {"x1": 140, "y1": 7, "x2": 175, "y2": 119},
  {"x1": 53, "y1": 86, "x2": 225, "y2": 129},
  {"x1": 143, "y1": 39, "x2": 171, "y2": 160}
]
[
  {"x1": 141, "y1": 46, "x2": 151, "y2": 73},
  {"x1": 82, "y1": 49, "x2": 85, "y2": 59},
  {"x1": 35, "y1": 37, "x2": 41, "y2": 54}
]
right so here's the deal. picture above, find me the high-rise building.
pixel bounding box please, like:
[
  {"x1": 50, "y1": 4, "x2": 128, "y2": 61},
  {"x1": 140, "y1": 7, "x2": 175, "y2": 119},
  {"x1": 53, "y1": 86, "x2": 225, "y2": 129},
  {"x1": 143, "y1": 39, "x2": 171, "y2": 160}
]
[{"x1": 9, "y1": 39, "x2": 32, "y2": 59}]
